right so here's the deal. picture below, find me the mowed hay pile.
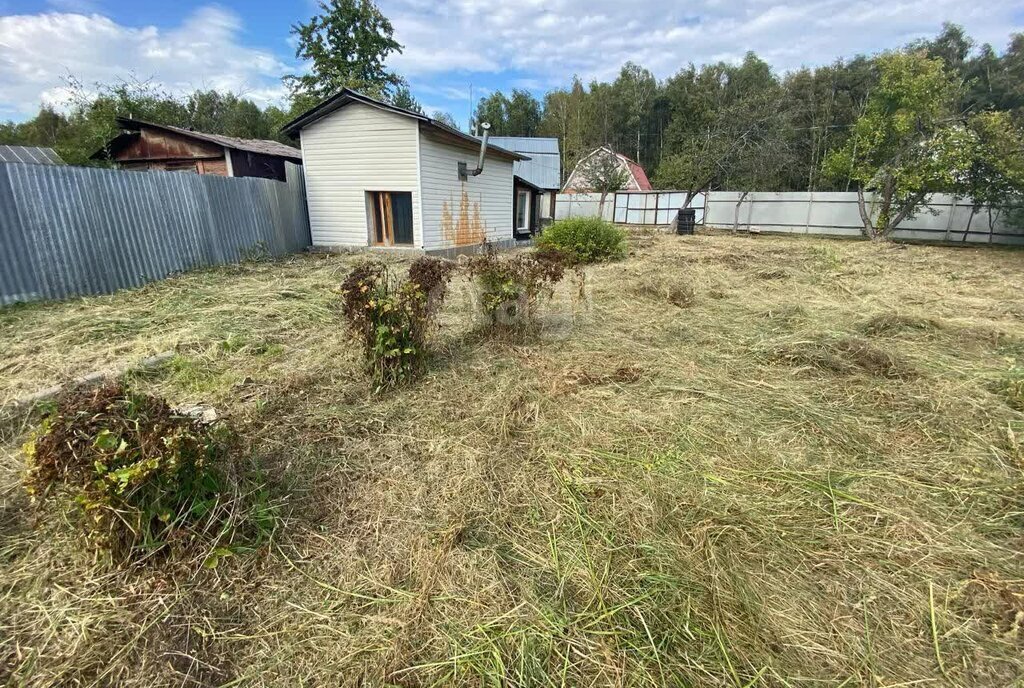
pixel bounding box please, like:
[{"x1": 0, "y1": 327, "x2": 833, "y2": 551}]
[{"x1": 1, "y1": 231, "x2": 1024, "y2": 685}]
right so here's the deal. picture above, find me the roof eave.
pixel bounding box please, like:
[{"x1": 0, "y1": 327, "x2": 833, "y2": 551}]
[{"x1": 513, "y1": 175, "x2": 544, "y2": 192}]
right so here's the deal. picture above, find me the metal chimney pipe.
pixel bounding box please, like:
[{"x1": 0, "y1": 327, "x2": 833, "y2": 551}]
[{"x1": 473, "y1": 122, "x2": 491, "y2": 176}]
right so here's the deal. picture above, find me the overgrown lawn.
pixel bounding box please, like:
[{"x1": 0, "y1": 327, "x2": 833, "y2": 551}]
[{"x1": 2, "y1": 230, "x2": 1023, "y2": 686}]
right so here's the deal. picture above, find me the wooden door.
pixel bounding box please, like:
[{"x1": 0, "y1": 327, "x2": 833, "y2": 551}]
[{"x1": 370, "y1": 192, "x2": 414, "y2": 246}]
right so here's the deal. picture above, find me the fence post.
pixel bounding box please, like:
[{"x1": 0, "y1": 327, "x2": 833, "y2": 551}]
[
  {"x1": 943, "y1": 196, "x2": 958, "y2": 243},
  {"x1": 805, "y1": 191, "x2": 814, "y2": 234}
]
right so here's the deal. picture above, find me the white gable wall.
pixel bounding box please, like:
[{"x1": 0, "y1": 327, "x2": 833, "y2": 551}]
[
  {"x1": 419, "y1": 133, "x2": 514, "y2": 251},
  {"x1": 299, "y1": 102, "x2": 422, "y2": 247}
]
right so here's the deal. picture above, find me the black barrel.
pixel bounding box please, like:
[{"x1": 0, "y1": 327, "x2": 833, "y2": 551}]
[{"x1": 676, "y1": 208, "x2": 696, "y2": 235}]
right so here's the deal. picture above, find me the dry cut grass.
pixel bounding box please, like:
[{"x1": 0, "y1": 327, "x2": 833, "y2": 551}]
[{"x1": 2, "y1": 229, "x2": 1024, "y2": 687}]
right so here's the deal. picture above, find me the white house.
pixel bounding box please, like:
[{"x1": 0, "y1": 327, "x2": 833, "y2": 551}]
[{"x1": 282, "y1": 89, "x2": 529, "y2": 254}]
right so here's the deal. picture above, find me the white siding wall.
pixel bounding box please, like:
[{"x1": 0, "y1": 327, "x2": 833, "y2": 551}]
[
  {"x1": 419, "y1": 133, "x2": 514, "y2": 250},
  {"x1": 299, "y1": 103, "x2": 421, "y2": 247},
  {"x1": 539, "y1": 191, "x2": 555, "y2": 220}
]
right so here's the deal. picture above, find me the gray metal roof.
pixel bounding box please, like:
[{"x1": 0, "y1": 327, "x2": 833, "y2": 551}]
[
  {"x1": 489, "y1": 137, "x2": 561, "y2": 190},
  {"x1": 0, "y1": 145, "x2": 65, "y2": 165}
]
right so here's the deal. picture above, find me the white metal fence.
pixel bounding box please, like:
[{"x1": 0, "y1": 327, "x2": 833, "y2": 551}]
[
  {"x1": 703, "y1": 191, "x2": 1024, "y2": 245},
  {"x1": 0, "y1": 162, "x2": 311, "y2": 305},
  {"x1": 556, "y1": 189, "x2": 1023, "y2": 245}
]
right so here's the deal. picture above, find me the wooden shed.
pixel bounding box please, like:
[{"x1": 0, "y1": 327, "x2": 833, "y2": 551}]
[{"x1": 93, "y1": 117, "x2": 302, "y2": 181}]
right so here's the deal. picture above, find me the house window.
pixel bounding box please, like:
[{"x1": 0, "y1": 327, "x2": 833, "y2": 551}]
[
  {"x1": 515, "y1": 190, "x2": 530, "y2": 232},
  {"x1": 368, "y1": 191, "x2": 414, "y2": 246}
]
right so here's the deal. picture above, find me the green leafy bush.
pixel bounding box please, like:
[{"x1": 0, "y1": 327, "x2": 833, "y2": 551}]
[
  {"x1": 23, "y1": 382, "x2": 238, "y2": 562},
  {"x1": 536, "y1": 217, "x2": 627, "y2": 263},
  {"x1": 341, "y1": 257, "x2": 455, "y2": 390},
  {"x1": 464, "y1": 246, "x2": 570, "y2": 329}
]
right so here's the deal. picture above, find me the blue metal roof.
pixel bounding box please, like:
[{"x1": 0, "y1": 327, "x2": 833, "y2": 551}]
[{"x1": 490, "y1": 137, "x2": 561, "y2": 190}]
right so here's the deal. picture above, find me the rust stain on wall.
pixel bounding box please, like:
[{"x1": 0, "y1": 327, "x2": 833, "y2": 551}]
[{"x1": 441, "y1": 188, "x2": 487, "y2": 247}]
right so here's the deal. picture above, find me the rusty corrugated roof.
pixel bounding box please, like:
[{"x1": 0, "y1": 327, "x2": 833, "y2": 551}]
[{"x1": 112, "y1": 118, "x2": 303, "y2": 161}]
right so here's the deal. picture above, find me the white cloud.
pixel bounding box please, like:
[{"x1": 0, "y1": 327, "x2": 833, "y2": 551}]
[
  {"x1": 1, "y1": 1, "x2": 1022, "y2": 123},
  {"x1": 0, "y1": 7, "x2": 291, "y2": 119},
  {"x1": 383, "y1": 0, "x2": 1023, "y2": 85}
]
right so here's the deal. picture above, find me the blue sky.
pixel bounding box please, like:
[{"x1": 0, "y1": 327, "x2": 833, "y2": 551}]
[{"x1": 2, "y1": 0, "x2": 1023, "y2": 128}]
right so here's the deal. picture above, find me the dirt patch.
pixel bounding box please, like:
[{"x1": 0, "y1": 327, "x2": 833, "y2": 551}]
[{"x1": 564, "y1": 365, "x2": 645, "y2": 389}]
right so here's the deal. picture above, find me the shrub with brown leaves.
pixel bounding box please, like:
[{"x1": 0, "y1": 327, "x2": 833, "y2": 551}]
[
  {"x1": 464, "y1": 246, "x2": 572, "y2": 329},
  {"x1": 340, "y1": 257, "x2": 455, "y2": 390},
  {"x1": 23, "y1": 382, "x2": 238, "y2": 563}
]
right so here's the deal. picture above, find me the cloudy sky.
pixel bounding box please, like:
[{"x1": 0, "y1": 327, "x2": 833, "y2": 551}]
[{"x1": 1, "y1": 0, "x2": 1022, "y2": 127}]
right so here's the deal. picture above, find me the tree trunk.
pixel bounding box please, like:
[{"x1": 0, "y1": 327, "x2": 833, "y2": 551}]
[
  {"x1": 877, "y1": 178, "x2": 895, "y2": 240},
  {"x1": 733, "y1": 191, "x2": 749, "y2": 234},
  {"x1": 886, "y1": 191, "x2": 926, "y2": 239},
  {"x1": 598, "y1": 192, "x2": 608, "y2": 220},
  {"x1": 855, "y1": 187, "x2": 877, "y2": 239},
  {"x1": 962, "y1": 207, "x2": 977, "y2": 242}
]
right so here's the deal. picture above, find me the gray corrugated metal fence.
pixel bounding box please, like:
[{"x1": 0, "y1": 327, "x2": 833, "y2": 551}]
[{"x1": 0, "y1": 161, "x2": 310, "y2": 305}]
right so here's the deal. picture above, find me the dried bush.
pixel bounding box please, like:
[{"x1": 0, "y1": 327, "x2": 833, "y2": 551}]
[
  {"x1": 536, "y1": 217, "x2": 627, "y2": 263},
  {"x1": 341, "y1": 257, "x2": 455, "y2": 390},
  {"x1": 22, "y1": 382, "x2": 239, "y2": 563},
  {"x1": 464, "y1": 246, "x2": 570, "y2": 329}
]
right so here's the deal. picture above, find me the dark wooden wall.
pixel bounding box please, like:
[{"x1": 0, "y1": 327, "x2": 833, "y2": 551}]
[
  {"x1": 110, "y1": 127, "x2": 289, "y2": 181},
  {"x1": 112, "y1": 129, "x2": 227, "y2": 176}
]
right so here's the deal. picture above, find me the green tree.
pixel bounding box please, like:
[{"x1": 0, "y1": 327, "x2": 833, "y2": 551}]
[
  {"x1": 577, "y1": 147, "x2": 630, "y2": 217},
  {"x1": 956, "y1": 111, "x2": 1024, "y2": 240},
  {"x1": 614, "y1": 63, "x2": 657, "y2": 162},
  {"x1": 822, "y1": 52, "x2": 970, "y2": 240},
  {"x1": 472, "y1": 91, "x2": 510, "y2": 135},
  {"x1": 0, "y1": 78, "x2": 294, "y2": 165},
  {"x1": 285, "y1": 0, "x2": 404, "y2": 102},
  {"x1": 657, "y1": 54, "x2": 789, "y2": 205},
  {"x1": 539, "y1": 78, "x2": 590, "y2": 183},
  {"x1": 506, "y1": 89, "x2": 542, "y2": 136},
  {"x1": 391, "y1": 85, "x2": 423, "y2": 113},
  {"x1": 430, "y1": 111, "x2": 459, "y2": 129}
]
